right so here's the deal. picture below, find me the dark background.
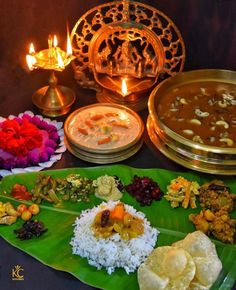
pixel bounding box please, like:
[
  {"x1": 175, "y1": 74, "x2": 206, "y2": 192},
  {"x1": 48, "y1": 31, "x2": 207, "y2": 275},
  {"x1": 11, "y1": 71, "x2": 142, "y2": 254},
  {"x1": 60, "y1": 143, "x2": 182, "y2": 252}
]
[{"x1": 0, "y1": 0, "x2": 236, "y2": 289}]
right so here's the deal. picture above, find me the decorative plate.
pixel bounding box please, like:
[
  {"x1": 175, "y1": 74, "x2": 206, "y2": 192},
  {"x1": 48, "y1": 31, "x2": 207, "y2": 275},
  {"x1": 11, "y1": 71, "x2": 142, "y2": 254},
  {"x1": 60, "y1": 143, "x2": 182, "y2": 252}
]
[{"x1": 0, "y1": 111, "x2": 66, "y2": 177}]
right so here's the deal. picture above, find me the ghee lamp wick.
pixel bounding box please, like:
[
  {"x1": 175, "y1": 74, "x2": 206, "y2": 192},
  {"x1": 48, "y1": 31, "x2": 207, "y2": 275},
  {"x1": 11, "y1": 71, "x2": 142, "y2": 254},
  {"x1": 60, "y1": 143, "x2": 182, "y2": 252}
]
[
  {"x1": 53, "y1": 35, "x2": 58, "y2": 50},
  {"x1": 66, "y1": 32, "x2": 72, "y2": 57},
  {"x1": 29, "y1": 43, "x2": 35, "y2": 55},
  {"x1": 121, "y1": 78, "x2": 128, "y2": 97},
  {"x1": 26, "y1": 43, "x2": 37, "y2": 70}
]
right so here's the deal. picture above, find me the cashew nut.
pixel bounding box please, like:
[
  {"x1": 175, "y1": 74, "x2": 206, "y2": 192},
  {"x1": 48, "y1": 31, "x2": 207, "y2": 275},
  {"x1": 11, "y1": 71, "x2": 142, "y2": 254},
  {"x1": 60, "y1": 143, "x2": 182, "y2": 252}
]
[
  {"x1": 195, "y1": 109, "x2": 209, "y2": 118},
  {"x1": 219, "y1": 138, "x2": 234, "y2": 146},
  {"x1": 192, "y1": 135, "x2": 204, "y2": 144},
  {"x1": 210, "y1": 126, "x2": 216, "y2": 131},
  {"x1": 190, "y1": 119, "x2": 201, "y2": 125},
  {"x1": 182, "y1": 129, "x2": 194, "y2": 135},
  {"x1": 218, "y1": 101, "x2": 227, "y2": 108},
  {"x1": 200, "y1": 87, "x2": 206, "y2": 94},
  {"x1": 180, "y1": 98, "x2": 187, "y2": 105},
  {"x1": 216, "y1": 120, "x2": 229, "y2": 129}
]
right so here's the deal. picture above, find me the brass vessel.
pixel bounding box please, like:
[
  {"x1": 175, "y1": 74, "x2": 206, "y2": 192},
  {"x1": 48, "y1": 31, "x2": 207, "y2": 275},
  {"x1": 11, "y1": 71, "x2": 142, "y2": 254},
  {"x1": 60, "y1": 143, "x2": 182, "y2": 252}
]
[
  {"x1": 71, "y1": 0, "x2": 185, "y2": 110},
  {"x1": 148, "y1": 69, "x2": 236, "y2": 175},
  {"x1": 64, "y1": 103, "x2": 144, "y2": 163}
]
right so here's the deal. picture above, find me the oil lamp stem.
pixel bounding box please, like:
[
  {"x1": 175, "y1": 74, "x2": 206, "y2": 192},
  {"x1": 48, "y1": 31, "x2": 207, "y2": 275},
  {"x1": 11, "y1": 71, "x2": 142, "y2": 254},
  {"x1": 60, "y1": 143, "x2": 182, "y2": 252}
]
[{"x1": 48, "y1": 70, "x2": 58, "y2": 88}]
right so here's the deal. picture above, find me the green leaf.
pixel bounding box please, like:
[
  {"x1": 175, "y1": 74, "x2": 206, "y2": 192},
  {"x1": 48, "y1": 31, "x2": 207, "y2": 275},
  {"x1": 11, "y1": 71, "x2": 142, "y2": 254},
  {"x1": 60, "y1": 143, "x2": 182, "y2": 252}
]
[{"x1": 0, "y1": 165, "x2": 235, "y2": 290}]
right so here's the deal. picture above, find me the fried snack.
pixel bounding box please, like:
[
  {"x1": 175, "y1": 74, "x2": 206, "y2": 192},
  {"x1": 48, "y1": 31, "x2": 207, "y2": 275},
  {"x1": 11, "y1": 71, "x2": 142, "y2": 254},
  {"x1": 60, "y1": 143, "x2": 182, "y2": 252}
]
[
  {"x1": 189, "y1": 209, "x2": 236, "y2": 244},
  {"x1": 199, "y1": 180, "x2": 236, "y2": 213},
  {"x1": 165, "y1": 176, "x2": 200, "y2": 209},
  {"x1": 138, "y1": 231, "x2": 222, "y2": 290},
  {"x1": 138, "y1": 246, "x2": 196, "y2": 290},
  {"x1": 173, "y1": 231, "x2": 222, "y2": 290},
  {"x1": 0, "y1": 202, "x2": 19, "y2": 225}
]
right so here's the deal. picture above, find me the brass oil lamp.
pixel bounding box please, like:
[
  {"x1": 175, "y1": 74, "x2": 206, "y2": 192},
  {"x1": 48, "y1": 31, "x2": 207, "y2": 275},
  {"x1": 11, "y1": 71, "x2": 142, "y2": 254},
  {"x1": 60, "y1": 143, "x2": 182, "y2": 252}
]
[
  {"x1": 70, "y1": 0, "x2": 185, "y2": 111},
  {"x1": 26, "y1": 33, "x2": 76, "y2": 117}
]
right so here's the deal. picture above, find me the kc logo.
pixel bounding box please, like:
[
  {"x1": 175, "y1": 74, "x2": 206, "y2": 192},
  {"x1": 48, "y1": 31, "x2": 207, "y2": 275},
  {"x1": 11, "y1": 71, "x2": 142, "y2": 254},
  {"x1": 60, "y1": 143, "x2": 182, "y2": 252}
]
[{"x1": 11, "y1": 265, "x2": 24, "y2": 281}]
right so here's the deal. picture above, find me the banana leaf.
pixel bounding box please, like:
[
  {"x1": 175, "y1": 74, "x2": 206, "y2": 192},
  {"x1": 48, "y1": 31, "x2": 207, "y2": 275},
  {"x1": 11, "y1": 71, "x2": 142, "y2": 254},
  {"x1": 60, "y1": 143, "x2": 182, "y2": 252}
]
[{"x1": 0, "y1": 165, "x2": 235, "y2": 290}]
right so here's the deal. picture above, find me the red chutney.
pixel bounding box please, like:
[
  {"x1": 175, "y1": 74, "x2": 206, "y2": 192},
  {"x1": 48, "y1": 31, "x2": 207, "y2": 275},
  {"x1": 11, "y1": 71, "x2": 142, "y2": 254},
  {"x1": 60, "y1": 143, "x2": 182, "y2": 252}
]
[{"x1": 11, "y1": 184, "x2": 32, "y2": 200}]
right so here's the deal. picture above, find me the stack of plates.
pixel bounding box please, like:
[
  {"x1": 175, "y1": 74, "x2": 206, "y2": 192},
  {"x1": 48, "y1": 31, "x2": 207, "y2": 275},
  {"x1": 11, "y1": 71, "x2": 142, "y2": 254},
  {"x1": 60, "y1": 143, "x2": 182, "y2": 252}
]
[
  {"x1": 147, "y1": 69, "x2": 236, "y2": 175},
  {"x1": 64, "y1": 103, "x2": 144, "y2": 164}
]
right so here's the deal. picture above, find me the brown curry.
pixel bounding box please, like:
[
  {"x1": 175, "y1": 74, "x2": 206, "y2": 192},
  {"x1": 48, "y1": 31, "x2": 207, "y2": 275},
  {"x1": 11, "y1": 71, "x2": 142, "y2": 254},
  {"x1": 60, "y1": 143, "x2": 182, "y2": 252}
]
[{"x1": 157, "y1": 82, "x2": 236, "y2": 147}]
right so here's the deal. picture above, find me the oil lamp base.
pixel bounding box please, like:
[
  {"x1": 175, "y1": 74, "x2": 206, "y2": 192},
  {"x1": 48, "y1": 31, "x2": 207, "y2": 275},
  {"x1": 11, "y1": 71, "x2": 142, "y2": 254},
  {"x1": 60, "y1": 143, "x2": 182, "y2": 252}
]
[
  {"x1": 96, "y1": 88, "x2": 149, "y2": 112},
  {"x1": 32, "y1": 85, "x2": 76, "y2": 117}
]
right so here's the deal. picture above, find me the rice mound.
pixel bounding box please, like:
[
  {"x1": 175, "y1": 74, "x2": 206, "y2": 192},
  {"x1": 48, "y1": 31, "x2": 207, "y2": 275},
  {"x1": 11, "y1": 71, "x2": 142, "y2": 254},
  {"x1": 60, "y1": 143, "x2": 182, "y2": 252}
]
[{"x1": 70, "y1": 201, "x2": 159, "y2": 274}]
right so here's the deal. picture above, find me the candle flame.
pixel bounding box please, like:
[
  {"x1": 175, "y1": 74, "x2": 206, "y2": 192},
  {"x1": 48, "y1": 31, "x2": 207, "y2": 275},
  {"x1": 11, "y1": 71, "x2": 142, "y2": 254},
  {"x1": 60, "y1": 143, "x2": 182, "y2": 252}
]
[
  {"x1": 121, "y1": 78, "x2": 128, "y2": 96},
  {"x1": 26, "y1": 54, "x2": 37, "y2": 70},
  {"x1": 57, "y1": 50, "x2": 65, "y2": 68},
  {"x1": 53, "y1": 35, "x2": 58, "y2": 47},
  {"x1": 67, "y1": 33, "x2": 72, "y2": 56},
  {"x1": 29, "y1": 43, "x2": 35, "y2": 54}
]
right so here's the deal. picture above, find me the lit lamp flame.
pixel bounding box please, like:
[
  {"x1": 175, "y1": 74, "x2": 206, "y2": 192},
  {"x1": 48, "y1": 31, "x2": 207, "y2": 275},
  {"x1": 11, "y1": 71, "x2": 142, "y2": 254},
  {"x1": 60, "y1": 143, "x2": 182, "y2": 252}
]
[
  {"x1": 67, "y1": 33, "x2": 72, "y2": 56},
  {"x1": 29, "y1": 43, "x2": 35, "y2": 54},
  {"x1": 53, "y1": 35, "x2": 58, "y2": 48},
  {"x1": 121, "y1": 78, "x2": 128, "y2": 97},
  {"x1": 26, "y1": 43, "x2": 37, "y2": 70},
  {"x1": 57, "y1": 50, "x2": 65, "y2": 69}
]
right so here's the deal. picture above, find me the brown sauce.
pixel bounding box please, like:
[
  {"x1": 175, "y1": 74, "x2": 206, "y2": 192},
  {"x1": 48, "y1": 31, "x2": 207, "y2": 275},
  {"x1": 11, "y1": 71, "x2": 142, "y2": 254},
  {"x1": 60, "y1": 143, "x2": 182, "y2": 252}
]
[{"x1": 157, "y1": 82, "x2": 236, "y2": 147}]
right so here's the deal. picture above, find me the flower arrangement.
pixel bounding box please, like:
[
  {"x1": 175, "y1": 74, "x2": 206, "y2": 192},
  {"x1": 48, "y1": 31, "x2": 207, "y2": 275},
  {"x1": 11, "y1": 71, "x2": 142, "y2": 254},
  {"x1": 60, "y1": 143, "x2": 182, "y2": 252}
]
[{"x1": 0, "y1": 112, "x2": 65, "y2": 175}]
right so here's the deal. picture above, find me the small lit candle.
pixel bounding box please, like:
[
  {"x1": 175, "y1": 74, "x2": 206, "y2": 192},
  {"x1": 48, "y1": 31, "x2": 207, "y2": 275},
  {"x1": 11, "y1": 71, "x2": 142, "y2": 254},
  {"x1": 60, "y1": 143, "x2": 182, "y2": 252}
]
[
  {"x1": 121, "y1": 78, "x2": 128, "y2": 96},
  {"x1": 26, "y1": 43, "x2": 37, "y2": 70},
  {"x1": 29, "y1": 43, "x2": 35, "y2": 54},
  {"x1": 57, "y1": 50, "x2": 65, "y2": 69},
  {"x1": 66, "y1": 33, "x2": 72, "y2": 56},
  {"x1": 53, "y1": 35, "x2": 58, "y2": 48}
]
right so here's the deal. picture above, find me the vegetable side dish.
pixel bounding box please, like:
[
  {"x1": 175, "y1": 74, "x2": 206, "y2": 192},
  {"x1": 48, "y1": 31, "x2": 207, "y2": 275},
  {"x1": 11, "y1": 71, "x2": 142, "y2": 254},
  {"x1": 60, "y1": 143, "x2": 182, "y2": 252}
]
[
  {"x1": 165, "y1": 176, "x2": 200, "y2": 209},
  {"x1": 189, "y1": 180, "x2": 236, "y2": 243}
]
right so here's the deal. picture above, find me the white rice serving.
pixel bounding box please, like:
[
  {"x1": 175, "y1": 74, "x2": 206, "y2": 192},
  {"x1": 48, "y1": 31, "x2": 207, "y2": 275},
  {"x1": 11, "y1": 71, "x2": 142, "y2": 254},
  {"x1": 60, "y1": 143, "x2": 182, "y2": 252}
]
[{"x1": 70, "y1": 201, "x2": 159, "y2": 274}]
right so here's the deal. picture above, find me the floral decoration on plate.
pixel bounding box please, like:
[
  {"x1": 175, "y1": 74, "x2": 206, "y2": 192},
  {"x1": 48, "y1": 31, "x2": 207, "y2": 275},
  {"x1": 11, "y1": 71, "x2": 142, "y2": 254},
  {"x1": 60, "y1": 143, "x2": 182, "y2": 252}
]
[{"x1": 0, "y1": 111, "x2": 66, "y2": 177}]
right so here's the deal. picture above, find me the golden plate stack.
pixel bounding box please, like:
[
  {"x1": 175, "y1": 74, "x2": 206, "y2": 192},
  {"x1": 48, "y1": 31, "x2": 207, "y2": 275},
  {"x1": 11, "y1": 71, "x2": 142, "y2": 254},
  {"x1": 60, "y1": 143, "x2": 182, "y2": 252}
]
[
  {"x1": 147, "y1": 69, "x2": 236, "y2": 175},
  {"x1": 64, "y1": 103, "x2": 144, "y2": 164}
]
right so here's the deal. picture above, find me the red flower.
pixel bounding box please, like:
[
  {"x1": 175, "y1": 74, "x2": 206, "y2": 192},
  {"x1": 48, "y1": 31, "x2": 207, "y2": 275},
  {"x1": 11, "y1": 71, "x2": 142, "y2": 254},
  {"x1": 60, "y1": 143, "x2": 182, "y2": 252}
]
[
  {"x1": 0, "y1": 118, "x2": 43, "y2": 157},
  {"x1": 1, "y1": 119, "x2": 20, "y2": 133}
]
